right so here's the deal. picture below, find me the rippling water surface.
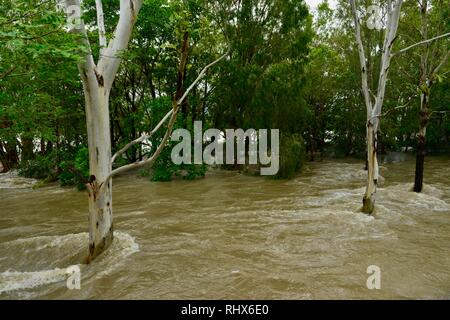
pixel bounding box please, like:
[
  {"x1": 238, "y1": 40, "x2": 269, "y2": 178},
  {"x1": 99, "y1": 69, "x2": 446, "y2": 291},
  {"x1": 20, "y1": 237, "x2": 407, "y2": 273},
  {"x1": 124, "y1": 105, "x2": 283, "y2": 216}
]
[{"x1": 0, "y1": 156, "x2": 449, "y2": 299}]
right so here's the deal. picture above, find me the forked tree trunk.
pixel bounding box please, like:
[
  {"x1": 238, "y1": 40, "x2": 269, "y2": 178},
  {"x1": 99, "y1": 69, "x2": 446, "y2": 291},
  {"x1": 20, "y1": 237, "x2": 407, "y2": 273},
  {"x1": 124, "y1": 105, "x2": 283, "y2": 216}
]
[
  {"x1": 63, "y1": 0, "x2": 224, "y2": 262},
  {"x1": 63, "y1": 0, "x2": 143, "y2": 262},
  {"x1": 351, "y1": 0, "x2": 402, "y2": 214}
]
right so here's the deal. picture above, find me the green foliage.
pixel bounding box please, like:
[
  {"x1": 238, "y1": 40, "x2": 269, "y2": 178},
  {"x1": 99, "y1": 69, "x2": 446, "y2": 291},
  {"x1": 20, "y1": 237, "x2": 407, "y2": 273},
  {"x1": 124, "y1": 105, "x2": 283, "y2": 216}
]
[
  {"x1": 148, "y1": 137, "x2": 207, "y2": 182},
  {"x1": 18, "y1": 146, "x2": 89, "y2": 190},
  {"x1": 19, "y1": 152, "x2": 57, "y2": 180},
  {"x1": 183, "y1": 164, "x2": 207, "y2": 180},
  {"x1": 0, "y1": 0, "x2": 86, "y2": 174},
  {"x1": 57, "y1": 146, "x2": 90, "y2": 190},
  {"x1": 2, "y1": 0, "x2": 449, "y2": 189},
  {"x1": 274, "y1": 134, "x2": 306, "y2": 179}
]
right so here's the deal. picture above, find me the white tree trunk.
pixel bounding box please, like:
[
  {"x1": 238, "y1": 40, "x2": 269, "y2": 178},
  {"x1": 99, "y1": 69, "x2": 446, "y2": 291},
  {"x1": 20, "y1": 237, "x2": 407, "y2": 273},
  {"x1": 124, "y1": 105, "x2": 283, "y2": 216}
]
[
  {"x1": 62, "y1": 0, "x2": 225, "y2": 261},
  {"x1": 351, "y1": 0, "x2": 403, "y2": 214},
  {"x1": 83, "y1": 81, "x2": 113, "y2": 262},
  {"x1": 63, "y1": 0, "x2": 143, "y2": 262}
]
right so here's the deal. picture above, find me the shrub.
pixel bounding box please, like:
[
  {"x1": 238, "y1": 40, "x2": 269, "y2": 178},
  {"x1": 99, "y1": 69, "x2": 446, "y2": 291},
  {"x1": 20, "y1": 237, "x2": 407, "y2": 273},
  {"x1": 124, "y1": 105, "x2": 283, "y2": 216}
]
[
  {"x1": 274, "y1": 133, "x2": 305, "y2": 179},
  {"x1": 19, "y1": 146, "x2": 89, "y2": 190},
  {"x1": 19, "y1": 152, "x2": 57, "y2": 180},
  {"x1": 148, "y1": 142, "x2": 207, "y2": 182}
]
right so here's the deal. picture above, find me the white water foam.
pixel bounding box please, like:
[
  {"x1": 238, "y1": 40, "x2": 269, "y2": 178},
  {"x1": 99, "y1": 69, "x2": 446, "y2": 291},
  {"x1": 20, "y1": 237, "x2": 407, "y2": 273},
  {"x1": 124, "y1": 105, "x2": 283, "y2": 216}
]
[
  {"x1": 0, "y1": 231, "x2": 139, "y2": 295},
  {"x1": 0, "y1": 267, "x2": 78, "y2": 294},
  {"x1": 0, "y1": 170, "x2": 37, "y2": 189}
]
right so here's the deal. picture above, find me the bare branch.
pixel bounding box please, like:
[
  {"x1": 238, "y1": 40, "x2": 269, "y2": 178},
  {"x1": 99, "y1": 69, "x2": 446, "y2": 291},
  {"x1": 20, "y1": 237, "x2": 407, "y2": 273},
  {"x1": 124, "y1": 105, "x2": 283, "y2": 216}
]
[
  {"x1": 350, "y1": 0, "x2": 373, "y2": 117},
  {"x1": 431, "y1": 49, "x2": 450, "y2": 76},
  {"x1": 98, "y1": 0, "x2": 144, "y2": 90},
  {"x1": 102, "y1": 100, "x2": 179, "y2": 191},
  {"x1": 111, "y1": 51, "x2": 228, "y2": 164},
  {"x1": 430, "y1": 110, "x2": 450, "y2": 116},
  {"x1": 111, "y1": 109, "x2": 173, "y2": 164},
  {"x1": 381, "y1": 101, "x2": 414, "y2": 118},
  {"x1": 392, "y1": 32, "x2": 450, "y2": 57},
  {"x1": 177, "y1": 51, "x2": 228, "y2": 106},
  {"x1": 95, "y1": 0, "x2": 107, "y2": 55},
  {"x1": 369, "y1": 93, "x2": 417, "y2": 122}
]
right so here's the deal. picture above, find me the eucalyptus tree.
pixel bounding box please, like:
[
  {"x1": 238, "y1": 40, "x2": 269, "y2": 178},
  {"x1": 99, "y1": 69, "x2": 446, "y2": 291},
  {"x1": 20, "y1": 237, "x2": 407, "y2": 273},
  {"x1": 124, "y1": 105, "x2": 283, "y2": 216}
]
[
  {"x1": 61, "y1": 0, "x2": 226, "y2": 262},
  {"x1": 350, "y1": 0, "x2": 404, "y2": 213},
  {"x1": 350, "y1": 0, "x2": 449, "y2": 213},
  {"x1": 406, "y1": 0, "x2": 449, "y2": 192}
]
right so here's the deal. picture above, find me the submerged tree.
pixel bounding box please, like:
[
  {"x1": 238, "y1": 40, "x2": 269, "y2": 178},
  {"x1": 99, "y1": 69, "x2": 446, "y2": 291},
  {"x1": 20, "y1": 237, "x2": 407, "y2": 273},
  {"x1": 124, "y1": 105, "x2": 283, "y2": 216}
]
[
  {"x1": 350, "y1": 0, "x2": 404, "y2": 214},
  {"x1": 350, "y1": 0, "x2": 449, "y2": 213},
  {"x1": 62, "y1": 0, "x2": 226, "y2": 262},
  {"x1": 409, "y1": 0, "x2": 449, "y2": 192}
]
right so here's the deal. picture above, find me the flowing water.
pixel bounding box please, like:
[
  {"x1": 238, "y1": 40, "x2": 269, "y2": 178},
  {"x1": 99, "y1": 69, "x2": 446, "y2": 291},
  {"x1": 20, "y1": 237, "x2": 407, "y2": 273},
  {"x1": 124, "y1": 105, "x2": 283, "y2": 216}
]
[{"x1": 0, "y1": 156, "x2": 449, "y2": 299}]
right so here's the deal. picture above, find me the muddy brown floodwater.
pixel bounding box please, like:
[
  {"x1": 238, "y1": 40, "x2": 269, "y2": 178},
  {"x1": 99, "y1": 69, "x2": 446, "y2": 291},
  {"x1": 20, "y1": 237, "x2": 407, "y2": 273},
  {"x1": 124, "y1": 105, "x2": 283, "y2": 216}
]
[{"x1": 0, "y1": 156, "x2": 449, "y2": 299}]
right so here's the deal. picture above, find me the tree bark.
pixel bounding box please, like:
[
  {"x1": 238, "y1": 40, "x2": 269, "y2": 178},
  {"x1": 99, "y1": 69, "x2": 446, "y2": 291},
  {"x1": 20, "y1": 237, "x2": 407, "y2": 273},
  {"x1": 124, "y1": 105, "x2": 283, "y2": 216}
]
[
  {"x1": 83, "y1": 79, "x2": 113, "y2": 263},
  {"x1": 351, "y1": 0, "x2": 402, "y2": 214},
  {"x1": 363, "y1": 122, "x2": 379, "y2": 213},
  {"x1": 413, "y1": 94, "x2": 429, "y2": 192},
  {"x1": 63, "y1": 0, "x2": 143, "y2": 262}
]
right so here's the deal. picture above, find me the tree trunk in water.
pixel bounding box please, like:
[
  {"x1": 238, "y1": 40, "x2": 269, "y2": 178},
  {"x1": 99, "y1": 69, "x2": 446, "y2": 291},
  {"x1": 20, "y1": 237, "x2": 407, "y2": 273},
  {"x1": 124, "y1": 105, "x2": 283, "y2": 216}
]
[
  {"x1": 414, "y1": 138, "x2": 425, "y2": 193},
  {"x1": 414, "y1": 0, "x2": 430, "y2": 194},
  {"x1": 61, "y1": 0, "x2": 145, "y2": 262},
  {"x1": 362, "y1": 122, "x2": 378, "y2": 214},
  {"x1": 414, "y1": 93, "x2": 429, "y2": 193},
  {"x1": 83, "y1": 83, "x2": 113, "y2": 263},
  {"x1": 350, "y1": 0, "x2": 402, "y2": 214}
]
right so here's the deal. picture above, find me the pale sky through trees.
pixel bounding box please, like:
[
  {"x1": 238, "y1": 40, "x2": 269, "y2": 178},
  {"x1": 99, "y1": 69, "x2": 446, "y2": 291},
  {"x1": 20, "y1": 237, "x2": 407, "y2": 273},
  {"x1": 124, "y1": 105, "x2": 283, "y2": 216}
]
[{"x1": 305, "y1": 0, "x2": 337, "y2": 10}]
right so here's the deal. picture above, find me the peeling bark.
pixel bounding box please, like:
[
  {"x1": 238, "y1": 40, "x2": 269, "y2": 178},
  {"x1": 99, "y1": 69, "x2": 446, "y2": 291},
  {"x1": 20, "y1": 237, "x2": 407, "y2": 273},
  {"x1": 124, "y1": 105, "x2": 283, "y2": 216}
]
[{"x1": 86, "y1": 176, "x2": 113, "y2": 263}]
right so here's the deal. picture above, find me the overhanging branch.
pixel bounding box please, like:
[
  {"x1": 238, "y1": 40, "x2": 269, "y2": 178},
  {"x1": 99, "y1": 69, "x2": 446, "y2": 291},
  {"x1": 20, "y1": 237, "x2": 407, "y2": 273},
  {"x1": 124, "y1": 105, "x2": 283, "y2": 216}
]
[
  {"x1": 111, "y1": 51, "x2": 228, "y2": 164},
  {"x1": 392, "y1": 32, "x2": 450, "y2": 57}
]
